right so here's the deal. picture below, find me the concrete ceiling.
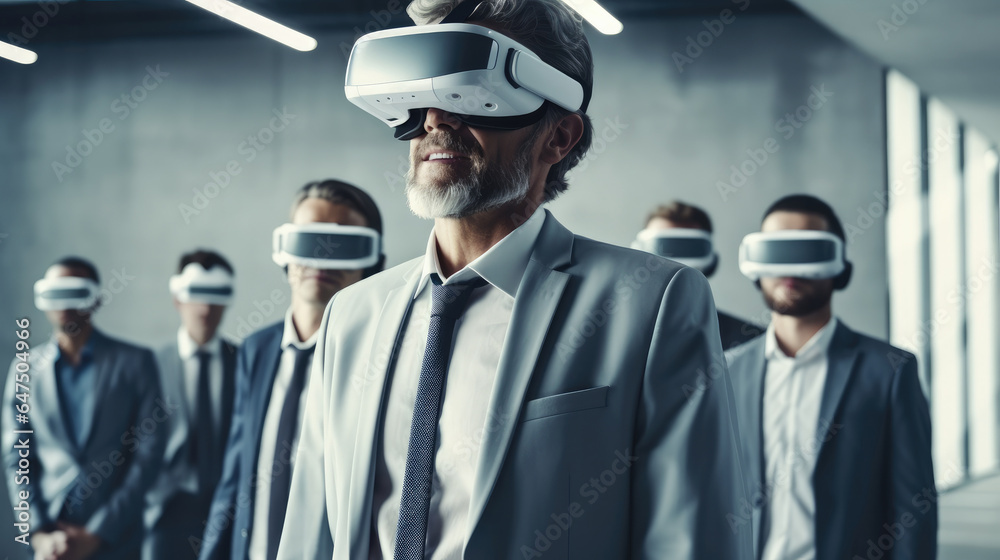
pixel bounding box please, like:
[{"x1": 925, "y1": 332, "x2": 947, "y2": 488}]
[{"x1": 791, "y1": 0, "x2": 1000, "y2": 145}]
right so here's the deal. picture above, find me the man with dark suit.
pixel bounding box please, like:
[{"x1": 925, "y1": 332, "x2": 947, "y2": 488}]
[
  {"x1": 144, "y1": 250, "x2": 239, "y2": 560},
  {"x1": 636, "y1": 200, "x2": 765, "y2": 349},
  {"x1": 725, "y1": 194, "x2": 937, "y2": 560},
  {"x1": 3, "y1": 257, "x2": 167, "y2": 560},
  {"x1": 278, "y1": 1, "x2": 751, "y2": 558},
  {"x1": 199, "y1": 180, "x2": 384, "y2": 560}
]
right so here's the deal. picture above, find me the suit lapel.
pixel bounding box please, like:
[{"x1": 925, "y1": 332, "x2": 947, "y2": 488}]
[
  {"x1": 347, "y1": 263, "x2": 422, "y2": 557},
  {"x1": 813, "y1": 323, "x2": 859, "y2": 470},
  {"x1": 219, "y1": 340, "x2": 237, "y2": 446},
  {"x1": 248, "y1": 326, "x2": 285, "y2": 476},
  {"x1": 466, "y1": 211, "x2": 573, "y2": 546},
  {"x1": 36, "y1": 340, "x2": 73, "y2": 448},
  {"x1": 78, "y1": 330, "x2": 111, "y2": 451}
]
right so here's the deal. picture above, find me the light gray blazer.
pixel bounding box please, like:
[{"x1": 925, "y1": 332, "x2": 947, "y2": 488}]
[
  {"x1": 3, "y1": 329, "x2": 166, "y2": 559},
  {"x1": 277, "y1": 211, "x2": 753, "y2": 560},
  {"x1": 726, "y1": 322, "x2": 936, "y2": 560}
]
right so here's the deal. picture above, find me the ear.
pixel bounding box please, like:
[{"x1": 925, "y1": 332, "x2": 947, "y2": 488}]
[{"x1": 539, "y1": 112, "x2": 584, "y2": 166}]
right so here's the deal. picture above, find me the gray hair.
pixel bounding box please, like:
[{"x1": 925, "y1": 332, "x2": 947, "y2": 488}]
[{"x1": 407, "y1": 0, "x2": 595, "y2": 202}]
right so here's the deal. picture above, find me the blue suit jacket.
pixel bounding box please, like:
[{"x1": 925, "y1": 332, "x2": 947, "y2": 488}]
[
  {"x1": 726, "y1": 321, "x2": 937, "y2": 560},
  {"x1": 198, "y1": 322, "x2": 284, "y2": 560},
  {"x1": 3, "y1": 328, "x2": 167, "y2": 560}
]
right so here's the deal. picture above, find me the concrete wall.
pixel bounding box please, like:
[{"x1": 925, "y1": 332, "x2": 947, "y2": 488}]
[{"x1": 0, "y1": 11, "x2": 885, "y2": 553}]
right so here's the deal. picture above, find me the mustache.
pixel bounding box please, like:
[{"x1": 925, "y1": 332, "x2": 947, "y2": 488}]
[{"x1": 417, "y1": 131, "x2": 484, "y2": 160}]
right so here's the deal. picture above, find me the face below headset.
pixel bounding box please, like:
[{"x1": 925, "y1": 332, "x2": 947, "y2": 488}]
[{"x1": 740, "y1": 213, "x2": 852, "y2": 316}]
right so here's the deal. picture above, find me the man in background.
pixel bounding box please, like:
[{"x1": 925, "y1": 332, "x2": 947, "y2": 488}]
[
  {"x1": 144, "y1": 250, "x2": 239, "y2": 559},
  {"x1": 727, "y1": 194, "x2": 936, "y2": 559},
  {"x1": 636, "y1": 200, "x2": 764, "y2": 349},
  {"x1": 199, "y1": 180, "x2": 384, "y2": 560},
  {"x1": 4, "y1": 257, "x2": 166, "y2": 560}
]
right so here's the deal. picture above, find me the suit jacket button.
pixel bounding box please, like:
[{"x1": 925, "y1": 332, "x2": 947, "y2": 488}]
[
  {"x1": 752, "y1": 496, "x2": 764, "y2": 508},
  {"x1": 241, "y1": 528, "x2": 248, "y2": 538}
]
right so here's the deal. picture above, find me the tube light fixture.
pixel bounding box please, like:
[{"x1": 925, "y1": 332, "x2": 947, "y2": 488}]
[
  {"x1": 0, "y1": 40, "x2": 37, "y2": 64},
  {"x1": 184, "y1": 0, "x2": 318, "y2": 51},
  {"x1": 558, "y1": 0, "x2": 624, "y2": 35}
]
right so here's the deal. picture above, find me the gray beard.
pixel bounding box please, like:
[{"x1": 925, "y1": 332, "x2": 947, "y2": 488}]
[{"x1": 405, "y1": 134, "x2": 536, "y2": 219}]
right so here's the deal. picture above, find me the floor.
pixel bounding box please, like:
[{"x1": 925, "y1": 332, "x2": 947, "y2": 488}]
[{"x1": 939, "y1": 473, "x2": 1000, "y2": 560}]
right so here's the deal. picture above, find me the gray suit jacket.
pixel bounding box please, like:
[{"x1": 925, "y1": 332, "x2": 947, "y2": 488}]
[
  {"x1": 277, "y1": 210, "x2": 753, "y2": 559},
  {"x1": 3, "y1": 328, "x2": 167, "y2": 560},
  {"x1": 725, "y1": 321, "x2": 937, "y2": 560},
  {"x1": 144, "y1": 339, "x2": 237, "y2": 535}
]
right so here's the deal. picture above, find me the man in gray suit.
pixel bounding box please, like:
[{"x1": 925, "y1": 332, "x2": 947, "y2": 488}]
[
  {"x1": 144, "y1": 250, "x2": 239, "y2": 560},
  {"x1": 4, "y1": 257, "x2": 167, "y2": 560},
  {"x1": 635, "y1": 200, "x2": 765, "y2": 349},
  {"x1": 278, "y1": 1, "x2": 751, "y2": 558},
  {"x1": 726, "y1": 194, "x2": 936, "y2": 560}
]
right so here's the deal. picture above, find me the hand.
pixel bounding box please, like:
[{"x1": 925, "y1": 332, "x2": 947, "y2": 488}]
[
  {"x1": 31, "y1": 530, "x2": 68, "y2": 560},
  {"x1": 53, "y1": 523, "x2": 102, "y2": 560}
]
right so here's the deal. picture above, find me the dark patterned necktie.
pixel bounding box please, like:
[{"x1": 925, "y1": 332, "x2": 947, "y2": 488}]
[{"x1": 394, "y1": 275, "x2": 485, "y2": 560}]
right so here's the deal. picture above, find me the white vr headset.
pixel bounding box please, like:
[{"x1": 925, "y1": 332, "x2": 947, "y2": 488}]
[
  {"x1": 272, "y1": 223, "x2": 381, "y2": 270},
  {"x1": 34, "y1": 277, "x2": 101, "y2": 311},
  {"x1": 632, "y1": 228, "x2": 718, "y2": 274},
  {"x1": 738, "y1": 230, "x2": 845, "y2": 280},
  {"x1": 345, "y1": 22, "x2": 587, "y2": 140},
  {"x1": 169, "y1": 263, "x2": 234, "y2": 306}
]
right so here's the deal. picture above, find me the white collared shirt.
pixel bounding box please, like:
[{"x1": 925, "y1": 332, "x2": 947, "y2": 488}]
[
  {"x1": 370, "y1": 208, "x2": 546, "y2": 560},
  {"x1": 760, "y1": 317, "x2": 839, "y2": 560},
  {"x1": 176, "y1": 328, "x2": 224, "y2": 493},
  {"x1": 249, "y1": 308, "x2": 318, "y2": 560}
]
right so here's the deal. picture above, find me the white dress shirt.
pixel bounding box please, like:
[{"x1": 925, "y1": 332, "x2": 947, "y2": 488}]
[
  {"x1": 370, "y1": 208, "x2": 546, "y2": 560},
  {"x1": 176, "y1": 328, "x2": 224, "y2": 494},
  {"x1": 760, "y1": 317, "x2": 839, "y2": 560},
  {"x1": 248, "y1": 308, "x2": 318, "y2": 560}
]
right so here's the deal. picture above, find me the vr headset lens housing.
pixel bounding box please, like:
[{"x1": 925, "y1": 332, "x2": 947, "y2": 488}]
[
  {"x1": 739, "y1": 231, "x2": 845, "y2": 280},
  {"x1": 34, "y1": 277, "x2": 100, "y2": 311},
  {"x1": 632, "y1": 229, "x2": 716, "y2": 272},
  {"x1": 272, "y1": 223, "x2": 381, "y2": 270},
  {"x1": 169, "y1": 263, "x2": 235, "y2": 306},
  {"x1": 345, "y1": 23, "x2": 586, "y2": 140}
]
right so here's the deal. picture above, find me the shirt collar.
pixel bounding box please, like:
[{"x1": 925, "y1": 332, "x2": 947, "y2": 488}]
[
  {"x1": 765, "y1": 316, "x2": 839, "y2": 362},
  {"x1": 176, "y1": 326, "x2": 221, "y2": 360},
  {"x1": 52, "y1": 330, "x2": 98, "y2": 365},
  {"x1": 281, "y1": 307, "x2": 319, "y2": 351},
  {"x1": 415, "y1": 207, "x2": 546, "y2": 299}
]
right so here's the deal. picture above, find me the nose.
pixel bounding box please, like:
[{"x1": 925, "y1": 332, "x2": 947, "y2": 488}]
[{"x1": 423, "y1": 108, "x2": 462, "y2": 134}]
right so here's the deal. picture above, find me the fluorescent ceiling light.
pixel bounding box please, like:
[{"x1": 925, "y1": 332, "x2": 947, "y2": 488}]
[
  {"x1": 184, "y1": 0, "x2": 317, "y2": 51},
  {"x1": 0, "y1": 40, "x2": 37, "y2": 64},
  {"x1": 559, "y1": 0, "x2": 624, "y2": 35}
]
